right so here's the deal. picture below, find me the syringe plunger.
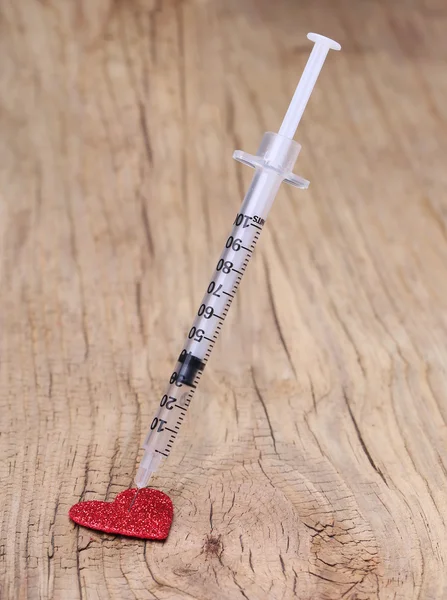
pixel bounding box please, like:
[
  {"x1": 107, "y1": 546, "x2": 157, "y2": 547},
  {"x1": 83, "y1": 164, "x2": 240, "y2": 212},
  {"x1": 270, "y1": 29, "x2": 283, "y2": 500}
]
[{"x1": 278, "y1": 33, "x2": 341, "y2": 140}]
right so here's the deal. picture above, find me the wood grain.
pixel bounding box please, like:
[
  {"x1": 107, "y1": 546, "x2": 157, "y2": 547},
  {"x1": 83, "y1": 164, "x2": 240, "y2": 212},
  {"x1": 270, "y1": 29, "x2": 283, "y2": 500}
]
[{"x1": 1, "y1": 1, "x2": 447, "y2": 598}]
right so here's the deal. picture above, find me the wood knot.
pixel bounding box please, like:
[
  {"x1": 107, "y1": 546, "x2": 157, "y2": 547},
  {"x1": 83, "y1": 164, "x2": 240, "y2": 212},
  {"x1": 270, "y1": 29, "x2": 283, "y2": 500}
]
[{"x1": 203, "y1": 534, "x2": 223, "y2": 559}]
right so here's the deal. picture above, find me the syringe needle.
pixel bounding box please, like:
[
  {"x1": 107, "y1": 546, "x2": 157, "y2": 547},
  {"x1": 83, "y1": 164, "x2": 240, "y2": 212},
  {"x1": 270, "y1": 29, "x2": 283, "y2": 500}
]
[{"x1": 128, "y1": 488, "x2": 141, "y2": 512}]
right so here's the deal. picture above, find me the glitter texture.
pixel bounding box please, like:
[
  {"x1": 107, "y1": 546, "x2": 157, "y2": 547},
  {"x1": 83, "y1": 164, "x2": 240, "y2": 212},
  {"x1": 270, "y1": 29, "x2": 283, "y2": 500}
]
[{"x1": 69, "y1": 488, "x2": 173, "y2": 540}]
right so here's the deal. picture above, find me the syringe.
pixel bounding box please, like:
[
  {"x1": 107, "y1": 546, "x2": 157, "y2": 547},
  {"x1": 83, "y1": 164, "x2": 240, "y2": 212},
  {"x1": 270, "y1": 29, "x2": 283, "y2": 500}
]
[{"x1": 134, "y1": 32, "x2": 341, "y2": 491}]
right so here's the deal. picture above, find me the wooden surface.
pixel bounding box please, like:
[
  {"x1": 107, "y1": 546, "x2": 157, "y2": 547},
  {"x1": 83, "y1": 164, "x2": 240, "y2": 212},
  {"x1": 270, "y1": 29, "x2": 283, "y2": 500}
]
[{"x1": 1, "y1": 1, "x2": 447, "y2": 598}]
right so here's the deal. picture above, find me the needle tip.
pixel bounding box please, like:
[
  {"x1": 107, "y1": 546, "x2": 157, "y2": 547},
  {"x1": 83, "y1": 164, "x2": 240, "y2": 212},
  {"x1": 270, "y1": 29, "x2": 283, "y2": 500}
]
[{"x1": 128, "y1": 488, "x2": 141, "y2": 512}]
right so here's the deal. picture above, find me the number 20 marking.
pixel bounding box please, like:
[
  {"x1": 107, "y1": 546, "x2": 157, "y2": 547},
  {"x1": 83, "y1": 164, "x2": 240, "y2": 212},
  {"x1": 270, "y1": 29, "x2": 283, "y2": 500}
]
[{"x1": 160, "y1": 395, "x2": 177, "y2": 410}]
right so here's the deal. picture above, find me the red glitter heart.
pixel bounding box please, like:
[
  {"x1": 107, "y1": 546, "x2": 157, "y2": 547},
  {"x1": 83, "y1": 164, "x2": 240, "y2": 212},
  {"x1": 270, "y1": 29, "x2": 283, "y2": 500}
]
[{"x1": 69, "y1": 488, "x2": 173, "y2": 540}]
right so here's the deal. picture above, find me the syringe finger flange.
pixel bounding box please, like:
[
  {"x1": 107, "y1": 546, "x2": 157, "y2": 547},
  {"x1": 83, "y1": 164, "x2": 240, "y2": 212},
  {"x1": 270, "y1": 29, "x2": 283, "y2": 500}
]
[{"x1": 233, "y1": 132, "x2": 309, "y2": 188}]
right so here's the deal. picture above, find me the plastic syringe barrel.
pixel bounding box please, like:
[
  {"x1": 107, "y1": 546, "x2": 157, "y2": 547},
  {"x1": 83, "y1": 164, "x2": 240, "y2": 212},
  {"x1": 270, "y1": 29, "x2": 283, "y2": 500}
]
[
  {"x1": 135, "y1": 173, "x2": 283, "y2": 487},
  {"x1": 135, "y1": 136, "x2": 305, "y2": 489}
]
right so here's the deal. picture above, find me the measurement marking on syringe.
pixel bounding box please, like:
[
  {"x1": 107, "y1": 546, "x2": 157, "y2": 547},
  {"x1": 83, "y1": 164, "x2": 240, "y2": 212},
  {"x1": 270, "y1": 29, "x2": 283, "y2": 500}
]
[
  {"x1": 155, "y1": 450, "x2": 169, "y2": 457},
  {"x1": 175, "y1": 405, "x2": 187, "y2": 412},
  {"x1": 232, "y1": 268, "x2": 243, "y2": 275},
  {"x1": 204, "y1": 336, "x2": 214, "y2": 342},
  {"x1": 165, "y1": 427, "x2": 177, "y2": 434},
  {"x1": 222, "y1": 300, "x2": 234, "y2": 312},
  {"x1": 222, "y1": 291, "x2": 234, "y2": 298}
]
